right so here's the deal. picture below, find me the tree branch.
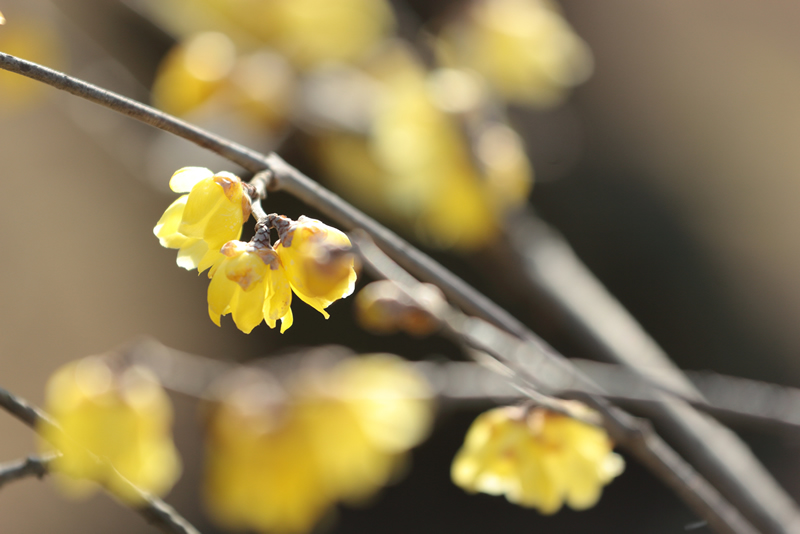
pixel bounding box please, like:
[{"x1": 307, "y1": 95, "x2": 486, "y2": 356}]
[
  {"x1": 352, "y1": 233, "x2": 757, "y2": 534},
  {"x1": 0, "y1": 454, "x2": 55, "y2": 489},
  {"x1": 0, "y1": 51, "x2": 784, "y2": 533},
  {"x1": 0, "y1": 386, "x2": 201, "y2": 534}
]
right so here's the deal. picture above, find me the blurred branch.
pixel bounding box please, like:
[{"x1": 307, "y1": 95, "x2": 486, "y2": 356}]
[
  {"x1": 0, "y1": 454, "x2": 56, "y2": 489},
  {"x1": 500, "y1": 210, "x2": 800, "y2": 533},
  {"x1": 0, "y1": 52, "x2": 778, "y2": 533},
  {"x1": 352, "y1": 232, "x2": 756, "y2": 534},
  {"x1": 0, "y1": 386, "x2": 201, "y2": 534}
]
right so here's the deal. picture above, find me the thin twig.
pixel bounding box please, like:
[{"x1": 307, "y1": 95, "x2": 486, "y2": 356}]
[
  {"x1": 0, "y1": 386, "x2": 201, "y2": 534},
  {"x1": 0, "y1": 52, "x2": 774, "y2": 533},
  {"x1": 503, "y1": 211, "x2": 800, "y2": 533},
  {"x1": 351, "y1": 233, "x2": 757, "y2": 534},
  {"x1": 0, "y1": 50, "x2": 534, "y2": 341},
  {"x1": 0, "y1": 454, "x2": 56, "y2": 489}
]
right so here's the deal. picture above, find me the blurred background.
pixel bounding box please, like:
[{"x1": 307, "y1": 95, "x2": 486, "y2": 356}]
[{"x1": 2, "y1": 0, "x2": 800, "y2": 532}]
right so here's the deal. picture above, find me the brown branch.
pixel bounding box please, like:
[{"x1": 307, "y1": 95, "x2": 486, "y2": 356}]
[
  {"x1": 0, "y1": 51, "x2": 779, "y2": 533},
  {"x1": 351, "y1": 233, "x2": 757, "y2": 534},
  {"x1": 502, "y1": 211, "x2": 800, "y2": 533},
  {"x1": 0, "y1": 454, "x2": 55, "y2": 489},
  {"x1": 0, "y1": 386, "x2": 201, "y2": 534}
]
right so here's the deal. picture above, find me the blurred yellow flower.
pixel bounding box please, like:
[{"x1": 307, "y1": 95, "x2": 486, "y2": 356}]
[
  {"x1": 154, "y1": 167, "x2": 251, "y2": 272},
  {"x1": 152, "y1": 32, "x2": 236, "y2": 116},
  {"x1": 437, "y1": 0, "x2": 592, "y2": 107},
  {"x1": 0, "y1": 16, "x2": 64, "y2": 113},
  {"x1": 267, "y1": 0, "x2": 394, "y2": 69},
  {"x1": 316, "y1": 46, "x2": 533, "y2": 250},
  {"x1": 274, "y1": 215, "x2": 358, "y2": 318},
  {"x1": 355, "y1": 280, "x2": 442, "y2": 337},
  {"x1": 205, "y1": 354, "x2": 433, "y2": 534},
  {"x1": 207, "y1": 240, "x2": 294, "y2": 334},
  {"x1": 452, "y1": 405, "x2": 624, "y2": 514},
  {"x1": 37, "y1": 357, "x2": 181, "y2": 505},
  {"x1": 152, "y1": 32, "x2": 296, "y2": 131}
]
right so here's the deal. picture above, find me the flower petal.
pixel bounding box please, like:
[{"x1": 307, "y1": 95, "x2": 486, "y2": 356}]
[
  {"x1": 264, "y1": 267, "x2": 293, "y2": 329},
  {"x1": 154, "y1": 196, "x2": 190, "y2": 248},
  {"x1": 208, "y1": 264, "x2": 237, "y2": 316},
  {"x1": 176, "y1": 239, "x2": 209, "y2": 270},
  {"x1": 231, "y1": 280, "x2": 267, "y2": 334},
  {"x1": 179, "y1": 178, "x2": 226, "y2": 238},
  {"x1": 169, "y1": 167, "x2": 214, "y2": 193}
]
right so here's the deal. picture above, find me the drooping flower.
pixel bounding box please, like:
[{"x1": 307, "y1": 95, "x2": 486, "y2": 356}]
[
  {"x1": 273, "y1": 215, "x2": 358, "y2": 318},
  {"x1": 204, "y1": 353, "x2": 434, "y2": 534},
  {"x1": 451, "y1": 405, "x2": 624, "y2": 514},
  {"x1": 154, "y1": 167, "x2": 252, "y2": 272},
  {"x1": 37, "y1": 356, "x2": 181, "y2": 505},
  {"x1": 207, "y1": 240, "x2": 294, "y2": 334}
]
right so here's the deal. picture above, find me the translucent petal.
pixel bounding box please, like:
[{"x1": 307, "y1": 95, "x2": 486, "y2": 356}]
[
  {"x1": 231, "y1": 279, "x2": 267, "y2": 334},
  {"x1": 264, "y1": 267, "x2": 293, "y2": 327},
  {"x1": 176, "y1": 239, "x2": 208, "y2": 270},
  {"x1": 169, "y1": 167, "x2": 214, "y2": 193},
  {"x1": 197, "y1": 246, "x2": 224, "y2": 274},
  {"x1": 208, "y1": 264, "x2": 238, "y2": 316},
  {"x1": 279, "y1": 307, "x2": 293, "y2": 333},
  {"x1": 289, "y1": 286, "x2": 330, "y2": 319},
  {"x1": 154, "y1": 196, "x2": 190, "y2": 248},
  {"x1": 179, "y1": 178, "x2": 225, "y2": 237}
]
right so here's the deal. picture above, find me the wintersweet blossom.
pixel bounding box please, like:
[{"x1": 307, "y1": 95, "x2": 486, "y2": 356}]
[
  {"x1": 273, "y1": 215, "x2": 358, "y2": 318},
  {"x1": 207, "y1": 240, "x2": 294, "y2": 334},
  {"x1": 154, "y1": 167, "x2": 251, "y2": 272},
  {"x1": 37, "y1": 356, "x2": 181, "y2": 505},
  {"x1": 451, "y1": 405, "x2": 624, "y2": 514},
  {"x1": 205, "y1": 354, "x2": 433, "y2": 534}
]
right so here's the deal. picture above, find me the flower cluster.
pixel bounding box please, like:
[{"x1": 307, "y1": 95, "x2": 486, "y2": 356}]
[
  {"x1": 37, "y1": 356, "x2": 181, "y2": 505},
  {"x1": 451, "y1": 405, "x2": 624, "y2": 514},
  {"x1": 205, "y1": 353, "x2": 434, "y2": 534},
  {"x1": 154, "y1": 167, "x2": 357, "y2": 333}
]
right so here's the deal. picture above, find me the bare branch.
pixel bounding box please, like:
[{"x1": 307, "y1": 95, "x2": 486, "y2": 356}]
[
  {"x1": 503, "y1": 211, "x2": 800, "y2": 533},
  {"x1": 352, "y1": 233, "x2": 757, "y2": 534},
  {"x1": 0, "y1": 52, "x2": 784, "y2": 533},
  {"x1": 0, "y1": 454, "x2": 56, "y2": 489},
  {"x1": 0, "y1": 386, "x2": 201, "y2": 534}
]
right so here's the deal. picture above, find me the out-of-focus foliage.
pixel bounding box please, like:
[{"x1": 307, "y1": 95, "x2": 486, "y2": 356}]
[
  {"x1": 205, "y1": 353, "x2": 434, "y2": 533},
  {"x1": 452, "y1": 405, "x2": 624, "y2": 514},
  {"x1": 37, "y1": 356, "x2": 181, "y2": 505}
]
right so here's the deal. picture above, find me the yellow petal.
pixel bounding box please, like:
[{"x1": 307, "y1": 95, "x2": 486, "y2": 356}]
[
  {"x1": 208, "y1": 264, "x2": 238, "y2": 316},
  {"x1": 230, "y1": 279, "x2": 267, "y2": 334},
  {"x1": 153, "y1": 195, "x2": 190, "y2": 248},
  {"x1": 279, "y1": 307, "x2": 293, "y2": 333},
  {"x1": 263, "y1": 266, "x2": 293, "y2": 328},
  {"x1": 176, "y1": 239, "x2": 208, "y2": 270},
  {"x1": 179, "y1": 178, "x2": 226, "y2": 237},
  {"x1": 169, "y1": 167, "x2": 214, "y2": 193}
]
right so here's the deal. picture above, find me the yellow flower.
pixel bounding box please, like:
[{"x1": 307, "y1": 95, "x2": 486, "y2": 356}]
[
  {"x1": 37, "y1": 356, "x2": 181, "y2": 505},
  {"x1": 207, "y1": 240, "x2": 294, "y2": 334},
  {"x1": 205, "y1": 354, "x2": 433, "y2": 534},
  {"x1": 274, "y1": 216, "x2": 358, "y2": 318},
  {"x1": 154, "y1": 167, "x2": 251, "y2": 272},
  {"x1": 205, "y1": 370, "x2": 332, "y2": 534},
  {"x1": 451, "y1": 405, "x2": 624, "y2": 514},
  {"x1": 436, "y1": 0, "x2": 592, "y2": 107}
]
